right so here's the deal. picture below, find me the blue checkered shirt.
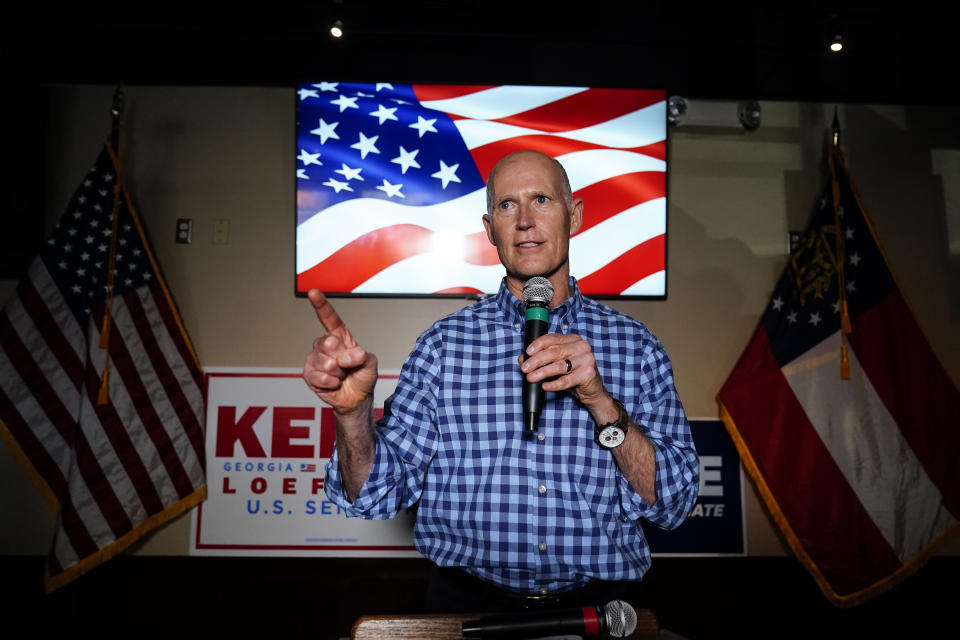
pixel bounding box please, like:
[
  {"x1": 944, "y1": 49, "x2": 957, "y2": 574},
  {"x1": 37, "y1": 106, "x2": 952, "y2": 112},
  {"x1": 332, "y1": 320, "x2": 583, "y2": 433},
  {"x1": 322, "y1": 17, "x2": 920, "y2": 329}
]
[{"x1": 325, "y1": 277, "x2": 698, "y2": 594}]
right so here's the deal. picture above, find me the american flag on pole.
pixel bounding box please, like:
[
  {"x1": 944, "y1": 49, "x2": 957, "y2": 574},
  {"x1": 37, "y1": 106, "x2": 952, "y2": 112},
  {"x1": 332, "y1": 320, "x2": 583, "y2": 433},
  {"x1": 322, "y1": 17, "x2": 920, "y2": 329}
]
[
  {"x1": 718, "y1": 147, "x2": 960, "y2": 605},
  {"x1": 295, "y1": 82, "x2": 666, "y2": 296},
  {"x1": 0, "y1": 141, "x2": 206, "y2": 590}
]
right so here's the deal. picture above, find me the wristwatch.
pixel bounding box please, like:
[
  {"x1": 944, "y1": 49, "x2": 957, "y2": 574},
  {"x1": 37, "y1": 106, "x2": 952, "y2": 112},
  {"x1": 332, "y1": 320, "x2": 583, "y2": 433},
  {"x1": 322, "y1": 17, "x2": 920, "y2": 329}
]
[{"x1": 595, "y1": 399, "x2": 630, "y2": 449}]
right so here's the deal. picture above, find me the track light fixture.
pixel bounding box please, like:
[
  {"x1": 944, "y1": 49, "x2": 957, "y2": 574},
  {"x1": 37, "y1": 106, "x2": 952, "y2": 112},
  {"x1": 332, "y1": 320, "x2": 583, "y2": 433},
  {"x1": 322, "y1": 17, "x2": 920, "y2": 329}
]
[
  {"x1": 829, "y1": 34, "x2": 843, "y2": 53},
  {"x1": 330, "y1": 20, "x2": 344, "y2": 38}
]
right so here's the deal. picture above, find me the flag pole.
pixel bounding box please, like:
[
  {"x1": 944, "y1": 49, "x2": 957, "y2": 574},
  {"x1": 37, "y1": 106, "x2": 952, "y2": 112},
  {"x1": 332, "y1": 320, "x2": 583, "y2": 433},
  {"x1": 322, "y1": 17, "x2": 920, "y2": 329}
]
[
  {"x1": 829, "y1": 107, "x2": 852, "y2": 378},
  {"x1": 832, "y1": 106, "x2": 841, "y2": 149},
  {"x1": 111, "y1": 85, "x2": 124, "y2": 154},
  {"x1": 98, "y1": 86, "x2": 125, "y2": 404}
]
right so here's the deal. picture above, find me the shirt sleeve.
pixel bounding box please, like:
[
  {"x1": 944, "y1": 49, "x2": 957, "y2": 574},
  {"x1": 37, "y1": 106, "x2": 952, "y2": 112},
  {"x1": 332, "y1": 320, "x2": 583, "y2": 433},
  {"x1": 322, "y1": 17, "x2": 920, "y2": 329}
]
[
  {"x1": 323, "y1": 328, "x2": 442, "y2": 519},
  {"x1": 616, "y1": 336, "x2": 699, "y2": 529}
]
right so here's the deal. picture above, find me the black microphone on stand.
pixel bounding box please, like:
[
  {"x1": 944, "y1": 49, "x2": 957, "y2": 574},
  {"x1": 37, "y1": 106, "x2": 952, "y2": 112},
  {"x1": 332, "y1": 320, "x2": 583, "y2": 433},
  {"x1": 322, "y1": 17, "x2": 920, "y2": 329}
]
[
  {"x1": 461, "y1": 600, "x2": 638, "y2": 639},
  {"x1": 521, "y1": 276, "x2": 554, "y2": 432}
]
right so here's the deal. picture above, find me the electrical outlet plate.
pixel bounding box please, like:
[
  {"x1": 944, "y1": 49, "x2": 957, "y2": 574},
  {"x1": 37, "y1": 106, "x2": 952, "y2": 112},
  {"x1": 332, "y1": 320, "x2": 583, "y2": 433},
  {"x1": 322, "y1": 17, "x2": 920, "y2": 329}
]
[{"x1": 213, "y1": 219, "x2": 230, "y2": 245}]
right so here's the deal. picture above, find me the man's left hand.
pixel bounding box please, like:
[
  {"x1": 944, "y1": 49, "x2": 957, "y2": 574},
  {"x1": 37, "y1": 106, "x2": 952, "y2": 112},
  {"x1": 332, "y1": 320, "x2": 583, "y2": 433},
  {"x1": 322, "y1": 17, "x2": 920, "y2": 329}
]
[{"x1": 519, "y1": 333, "x2": 609, "y2": 408}]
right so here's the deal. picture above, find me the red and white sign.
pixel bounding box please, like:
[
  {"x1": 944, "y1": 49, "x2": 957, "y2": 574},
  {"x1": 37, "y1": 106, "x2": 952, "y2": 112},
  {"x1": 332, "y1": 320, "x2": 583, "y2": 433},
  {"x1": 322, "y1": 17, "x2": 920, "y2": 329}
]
[{"x1": 190, "y1": 368, "x2": 418, "y2": 556}]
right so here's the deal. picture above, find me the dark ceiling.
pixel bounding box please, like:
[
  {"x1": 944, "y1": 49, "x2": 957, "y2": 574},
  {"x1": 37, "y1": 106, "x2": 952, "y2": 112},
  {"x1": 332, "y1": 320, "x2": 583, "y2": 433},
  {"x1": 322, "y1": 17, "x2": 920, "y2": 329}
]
[{"x1": 4, "y1": 1, "x2": 960, "y2": 106}]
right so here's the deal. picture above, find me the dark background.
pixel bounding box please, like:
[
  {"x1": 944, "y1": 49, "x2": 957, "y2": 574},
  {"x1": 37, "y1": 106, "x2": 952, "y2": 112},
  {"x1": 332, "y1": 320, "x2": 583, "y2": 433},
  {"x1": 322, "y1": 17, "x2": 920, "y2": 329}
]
[
  {"x1": 4, "y1": 1, "x2": 958, "y2": 278},
  {"x1": 2, "y1": 2, "x2": 958, "y2": 637},
  {"x1": 2, "y1": 555, "x2": 957, "y2": 639}
]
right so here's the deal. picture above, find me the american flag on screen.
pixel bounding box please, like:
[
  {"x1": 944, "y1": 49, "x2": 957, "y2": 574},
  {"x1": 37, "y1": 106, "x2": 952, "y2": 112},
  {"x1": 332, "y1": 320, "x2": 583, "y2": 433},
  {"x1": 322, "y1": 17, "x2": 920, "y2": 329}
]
[
  {"x1": 0, "y1": 142, "x2": 206, "y2": 590},
  {"x1": 295, "y1": 82, "x2": 666, "y2": 296}
]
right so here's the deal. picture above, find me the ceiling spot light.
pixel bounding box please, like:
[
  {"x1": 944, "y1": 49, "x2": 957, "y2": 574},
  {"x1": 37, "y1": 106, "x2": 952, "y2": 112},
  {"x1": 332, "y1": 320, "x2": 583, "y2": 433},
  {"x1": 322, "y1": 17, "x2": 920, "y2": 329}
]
[
  {"x1": 330, "y1": 20, "x2": 344, "y2": 38},
  {"x1": 829, "y1": 34, "x2": 843, "y2": 52}
]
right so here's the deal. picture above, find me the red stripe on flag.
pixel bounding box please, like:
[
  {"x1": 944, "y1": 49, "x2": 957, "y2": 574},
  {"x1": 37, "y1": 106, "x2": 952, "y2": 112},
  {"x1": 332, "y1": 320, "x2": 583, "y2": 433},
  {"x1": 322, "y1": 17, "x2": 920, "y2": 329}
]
[
  {"x1": 412, "y1": 84, "x2": 496, "y2": 101},
  {"x1": 848, "y1": 291, "x2": 960, "y2": 517},
  {"x1": 470, "y1": 136, "x2": 664, "y2": 183},
  {"x1": 0, "y1": 384, "x2": 100, "y2": 559},
  {"x1": 577, "y1": 235, "x2": 665, "y2": 294},
  {"x1": 719, "y1": 327, "x2": 902, "y2": 596},
  {"x1": 124, "y1": 289, "x2": 205, "y2": 476},
  {"x1": 493, "y1": 88, "x2": 665, "y2": 133},
  {"x1": 0, "y1": 311, "x2": 134, "y2": 538},
  {"x1": 82, "y1": 364, "x2": 166, "y2": 520},
  {"x1": 298, "y1": 225, "x2": 500, "y2": 293},
  {"x1": 148, "y1": 282, "x2": 205, "y2": 394},
  {"x1": 433, "y1": 286, "x2": 485, "y2": 295},
  {"x1": 574, "y1": 172, "x2": 665, "y2": 235},
  {"x1": 16, "y1": 277, "x2": 84, "y2": 390},
  {"x1": 634, "y1": 139, "x2": 666, "y2": 162},
  {"x1": 148, "y1": 288, "x2": 205, "y2": 461},
  {"x1": 109, "y1": 292, "x2": 199, "y2": 500}
]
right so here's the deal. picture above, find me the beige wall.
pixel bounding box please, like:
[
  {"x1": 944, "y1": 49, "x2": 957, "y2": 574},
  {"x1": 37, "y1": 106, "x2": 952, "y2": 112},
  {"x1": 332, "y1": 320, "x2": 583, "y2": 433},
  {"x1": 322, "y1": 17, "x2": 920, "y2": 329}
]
[{"x1": 2, "y1": 86, "x2": 958, "y2": 557}]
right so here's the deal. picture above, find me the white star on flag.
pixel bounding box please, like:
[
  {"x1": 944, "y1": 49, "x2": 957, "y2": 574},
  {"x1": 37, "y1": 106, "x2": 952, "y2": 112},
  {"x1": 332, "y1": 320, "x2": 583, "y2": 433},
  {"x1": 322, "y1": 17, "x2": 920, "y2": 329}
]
[
  {"x1": 808, "y1": 312, "x2": 821, "y2": 326},
  {"x1": 314, "y1": 82, "x2": 338, "y2": 92},
  {"x1": 771, "y1": 297, "x2": 784, "y2": 311},
  {"x1": 431, "y1": 160, "x2": 461, "y2": 189},
  {"x1": 297, "y1": 149, "x2": 322, "y2": 166},
  {"x1": 310, "y1": 119, "x2": 340, "y2": 144},
  {"x1": 351, "y1": 132, "x2": 380, "y2": 159},
  {"x1": 376, "y1": 83, "x2": 394, "y2": 91},
  {"x1": 391, "y1": 146, "x2": 421, "y2": 174},
  {"x1": 334, "y1": 163, "x2": 364, "y2": 181},
  {"x1": 369, "y1": 104, "x2": 399, "y2": 125},
  {"x1": 297, "y1": 169, "x2": 310, "y2": 179},
  {"x1": 376, "y1": 179, "x2": 404, "y2": 199},
  {"x1": 322, "y1": 178, "x2": 353, "y2": 193},
  {"x1": 331, "y1": 94, "x2": 359, "y2": 112},
  {"x1": 409, "y1": 115, "x2": 438, "y2": 138},
  {"x1": 298, "y1": 88, "x2": 319, "y2": 101}
]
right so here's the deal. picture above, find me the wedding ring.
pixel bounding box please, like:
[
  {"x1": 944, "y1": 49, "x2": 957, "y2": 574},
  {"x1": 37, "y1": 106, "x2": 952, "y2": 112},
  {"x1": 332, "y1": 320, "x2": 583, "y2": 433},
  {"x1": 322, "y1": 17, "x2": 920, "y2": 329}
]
[{"x1": 564, "y1": 359, "x2": 573, "y2": 373}]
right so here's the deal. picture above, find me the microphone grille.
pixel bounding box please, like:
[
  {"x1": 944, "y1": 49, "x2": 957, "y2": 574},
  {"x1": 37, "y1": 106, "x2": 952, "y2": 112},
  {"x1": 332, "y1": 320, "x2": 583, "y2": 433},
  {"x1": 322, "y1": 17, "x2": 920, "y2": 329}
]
[
  {"x1": 603, "y1": 600, "x2": 638, "y2": 638},
  {"x1": 522, "y1": 277, "x2": 554, "y2": 305}
]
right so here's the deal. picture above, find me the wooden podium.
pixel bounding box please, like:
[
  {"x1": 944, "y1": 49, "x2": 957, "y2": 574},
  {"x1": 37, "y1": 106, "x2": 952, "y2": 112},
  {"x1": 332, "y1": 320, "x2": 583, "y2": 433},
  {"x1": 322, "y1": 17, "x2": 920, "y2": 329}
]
[{"x1": 352, "y1": 608, "x2": 659, "y2": 639}]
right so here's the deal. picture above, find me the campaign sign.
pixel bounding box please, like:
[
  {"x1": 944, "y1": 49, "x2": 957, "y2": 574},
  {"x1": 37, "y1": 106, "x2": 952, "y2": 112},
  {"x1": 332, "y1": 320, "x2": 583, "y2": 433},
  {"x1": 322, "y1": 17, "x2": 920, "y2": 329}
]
[
  {"x1": 644, "y1": 419, "x2": 746, "y2": 555},
  {"x1": 190, "y1": 368, "x2": 418, "y2": 556},
  {"x1": 191, "y1": 369, "x2": 743, "y2": 557}
]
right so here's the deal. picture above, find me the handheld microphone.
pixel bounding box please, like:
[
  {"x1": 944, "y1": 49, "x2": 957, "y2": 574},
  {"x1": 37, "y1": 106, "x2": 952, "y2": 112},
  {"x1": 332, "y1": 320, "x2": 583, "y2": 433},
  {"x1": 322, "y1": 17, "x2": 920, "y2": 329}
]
[
  {"x1": 522, "y1": 276, "x2": 554, "y2": 432},
  {"x1": 461, "y1": 599, "x2": 638, "y2": 639}
]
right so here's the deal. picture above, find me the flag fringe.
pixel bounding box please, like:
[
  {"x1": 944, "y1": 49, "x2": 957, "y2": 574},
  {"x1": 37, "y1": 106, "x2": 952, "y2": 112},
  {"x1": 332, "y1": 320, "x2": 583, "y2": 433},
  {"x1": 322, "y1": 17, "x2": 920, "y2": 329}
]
[
  {"x1": 44, "y1": 485, "x2": 207, "y2": 592},
  {"x1": 719, "y1": 402, "x2": 960, "y2": 607}
]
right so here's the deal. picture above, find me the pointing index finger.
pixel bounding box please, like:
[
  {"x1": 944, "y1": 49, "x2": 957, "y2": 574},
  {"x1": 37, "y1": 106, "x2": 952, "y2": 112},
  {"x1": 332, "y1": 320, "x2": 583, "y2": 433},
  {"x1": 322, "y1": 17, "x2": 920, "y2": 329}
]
[{"x1": 308, "y1": 288, "x2": 347, "y2": 335}]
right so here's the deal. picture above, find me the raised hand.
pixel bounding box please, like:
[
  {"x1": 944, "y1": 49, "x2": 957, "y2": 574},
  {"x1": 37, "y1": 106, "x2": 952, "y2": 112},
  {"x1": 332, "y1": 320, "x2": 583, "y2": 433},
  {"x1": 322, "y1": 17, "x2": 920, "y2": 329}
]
[{"x1": 303, "y1": 289, "x2": 379, "y2": 415}]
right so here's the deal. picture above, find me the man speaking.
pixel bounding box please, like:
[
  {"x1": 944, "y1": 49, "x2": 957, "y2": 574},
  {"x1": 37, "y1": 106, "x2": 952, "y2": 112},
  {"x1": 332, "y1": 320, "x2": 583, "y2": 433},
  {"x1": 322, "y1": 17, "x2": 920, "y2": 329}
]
[{"x1": 303, "y1": 150, "x2": 699, "y2": 611}]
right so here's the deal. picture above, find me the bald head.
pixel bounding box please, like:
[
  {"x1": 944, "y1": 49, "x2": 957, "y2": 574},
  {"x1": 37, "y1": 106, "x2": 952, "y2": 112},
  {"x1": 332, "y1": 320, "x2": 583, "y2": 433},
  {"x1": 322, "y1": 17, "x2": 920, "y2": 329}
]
[{"x1": 485, "y1": 151, "x2": 574, "y2": 214}]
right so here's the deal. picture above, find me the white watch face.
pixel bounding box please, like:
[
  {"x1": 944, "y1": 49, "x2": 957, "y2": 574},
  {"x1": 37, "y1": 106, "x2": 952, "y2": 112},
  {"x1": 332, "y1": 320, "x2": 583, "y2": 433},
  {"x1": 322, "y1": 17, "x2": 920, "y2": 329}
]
[{"x1": 598, "y1": 425, "x2": 626, "y2": 448}]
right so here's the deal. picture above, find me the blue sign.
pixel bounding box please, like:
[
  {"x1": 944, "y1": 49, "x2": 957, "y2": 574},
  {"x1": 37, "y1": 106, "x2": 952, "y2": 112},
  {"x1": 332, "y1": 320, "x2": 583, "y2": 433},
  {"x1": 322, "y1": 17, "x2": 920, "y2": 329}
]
[{"x1": 643, "y1": 419, "x2": 745, "y2": 555}]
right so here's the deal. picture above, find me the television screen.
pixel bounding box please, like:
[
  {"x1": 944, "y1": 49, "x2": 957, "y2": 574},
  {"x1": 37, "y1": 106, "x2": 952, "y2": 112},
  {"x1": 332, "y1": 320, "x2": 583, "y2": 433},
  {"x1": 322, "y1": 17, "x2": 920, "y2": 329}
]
[{"x1": 295, "y1": 82, "x2": 667, "y2": 298}]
